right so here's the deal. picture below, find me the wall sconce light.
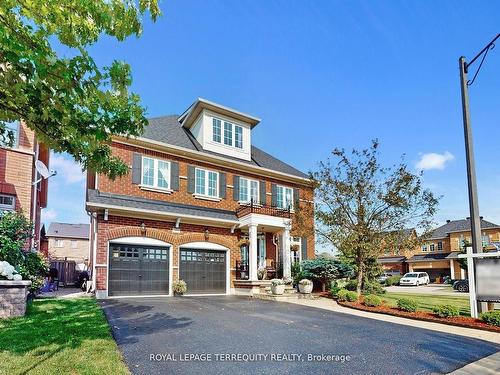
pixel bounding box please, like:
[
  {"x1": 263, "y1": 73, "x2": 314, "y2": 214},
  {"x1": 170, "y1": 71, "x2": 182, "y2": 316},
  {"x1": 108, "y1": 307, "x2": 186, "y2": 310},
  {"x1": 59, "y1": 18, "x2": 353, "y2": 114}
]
[
  {"x1": 140, "y1": 222, "x2": 146, "y2": 235},
  {"x1": 204, "y1": 228, "x2": 210, "y2": 241}
]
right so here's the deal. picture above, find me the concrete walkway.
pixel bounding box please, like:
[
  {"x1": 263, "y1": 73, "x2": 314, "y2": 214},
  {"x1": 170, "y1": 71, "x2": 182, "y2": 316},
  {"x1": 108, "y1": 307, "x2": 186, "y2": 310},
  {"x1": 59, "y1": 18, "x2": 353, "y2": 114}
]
[
  {"x1": 36, "y1": 287, "x2": 88, "y2": 299},
  {"x1": 284, "y1": 297, "x2": 500, "y2": 344},
  {"x1": 448, "y1": 351, "x2": 500, "y2": 375}
]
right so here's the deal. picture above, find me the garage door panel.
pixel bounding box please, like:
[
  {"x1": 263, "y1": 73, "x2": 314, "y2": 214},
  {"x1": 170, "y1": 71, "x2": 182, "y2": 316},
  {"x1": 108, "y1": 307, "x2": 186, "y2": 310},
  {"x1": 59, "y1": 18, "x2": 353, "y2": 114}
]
[
  {"x1": 180, "y1": 249, "x2": 226, "y2": 294},
  {"x1": 109, "y1": 244, "x2": 170, "y2": 296}
]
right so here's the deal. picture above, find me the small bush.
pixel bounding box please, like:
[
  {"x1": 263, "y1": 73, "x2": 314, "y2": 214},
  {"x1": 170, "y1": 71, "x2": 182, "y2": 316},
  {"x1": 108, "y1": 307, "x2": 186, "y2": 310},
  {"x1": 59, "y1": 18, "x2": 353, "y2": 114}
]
[
  {"x1": 433, "y1": 304, "x2": 460, "y2": 318},
  {"x1": 345, "y1": 291, "x2": 359, "y2": 302},
  {"x1": 345, "y1": 280, "x2": 357, "y2": 291},
  {"x1": 172, "y1": 280, "x2": 187, "y2": 295},
  {"x1": 480, "y1": 311, "x2": 500, "y2": 327},
  {"x1": 336, "y1": 289, "x2": 349, "y2": 301},
  {"x1": 397, "y1": 298, "x2": 418, "y2": 312},
  {"x1": 362, "y1": 280, "x2": 386, "y2": 295},
  {"x1": 363, "y1": 294, "x2": 382, "y2": 307},
  {"x1": 385, "y1": 275, "x2": 401, "y2": 286}
]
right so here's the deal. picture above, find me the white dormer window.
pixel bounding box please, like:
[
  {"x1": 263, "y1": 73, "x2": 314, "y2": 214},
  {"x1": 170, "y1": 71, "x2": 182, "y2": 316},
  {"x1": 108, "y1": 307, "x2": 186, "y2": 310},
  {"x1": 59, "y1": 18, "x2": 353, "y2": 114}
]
[
  {"x1": 142, "y1": 156, "x2": 170, "y2": 190},
  {"x1": 212, "y1": 118, "x2": 221, "y2": 143},
  {"x1": 235, "y1": 125, "x2": 243, "y2": 149},
  {"x1": 224, "y1": 122, "x2": 233, "y2": 146}
]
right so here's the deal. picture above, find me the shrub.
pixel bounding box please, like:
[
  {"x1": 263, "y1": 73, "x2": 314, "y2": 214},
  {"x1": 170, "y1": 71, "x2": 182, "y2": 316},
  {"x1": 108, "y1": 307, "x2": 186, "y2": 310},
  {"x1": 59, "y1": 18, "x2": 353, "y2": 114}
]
[
  {"x1": 432, "y1": 304, "x2": 460, "y2": 318},
  {"x1": 300, "y1": 258, "x2": 354, "y2": 291},
  {"x1": 385, "y1": 275, "x2": 401, "y2": 286},
  {"x1": 363, "y1": 294, "x2": 382, "y2": 307},
  {"x1": 362, "y1": 280, "x2": 385, "y2": 295},
  {"x1": 172, "y1": 280, "x2": 187, "y2": 295},
  {"x1": 336, "y1": 289, "x2": 349, "y2": 301},
  {"x1": 397, "y1": 298, "x2": 418, "y2": 312},
  {"x1": 480, "y1": 311, "x2": 500, "y2": 327},
  {"x1": 271, "y1": 278, "x2": 284, "y2": 286},
  {"x1": 299, "y1": 279, "x2": 313, "y2": 285},
  {"x1": 345, "y1": 280, "x2": 357, "y2": 291},
  {"x1": 345, "y1": 291, "x2": 358, "y2": 302}
]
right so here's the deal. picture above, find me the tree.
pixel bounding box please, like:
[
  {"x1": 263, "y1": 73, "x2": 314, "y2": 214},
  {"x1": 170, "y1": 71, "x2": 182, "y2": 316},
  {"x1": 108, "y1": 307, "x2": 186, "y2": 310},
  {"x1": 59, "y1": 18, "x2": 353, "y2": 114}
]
[
  {"x1": 0, "y1": 1, "x2": 160, "y2": 179},
  {"x1": 312, "y1": 140, "x2": 439, "y2": 295},
  {"x1": 300, "y1": 258, "x2": 354, "y2": 292}
]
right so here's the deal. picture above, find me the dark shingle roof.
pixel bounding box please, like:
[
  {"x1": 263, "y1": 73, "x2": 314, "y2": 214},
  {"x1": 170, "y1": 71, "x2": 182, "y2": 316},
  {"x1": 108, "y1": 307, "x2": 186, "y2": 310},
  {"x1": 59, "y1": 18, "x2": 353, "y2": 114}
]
[
  {"x1": 408, "y1": 251, "x2": 461, "y2": 262},
  {"x1": 378, "y1": 256, "x2": 406, "y2": 264},
  {"x1": 87, "y1": 190, "x2": 238, "y2": 222},
  {"x1": 141, "y1": 115, "x2": 308, "y2": 179},
  {"x1": 47, "y1": 223, "x2": 89, "y2": 239},
  {"x1": 427, "y1": 219, "x2": 500, "y2": 239}
]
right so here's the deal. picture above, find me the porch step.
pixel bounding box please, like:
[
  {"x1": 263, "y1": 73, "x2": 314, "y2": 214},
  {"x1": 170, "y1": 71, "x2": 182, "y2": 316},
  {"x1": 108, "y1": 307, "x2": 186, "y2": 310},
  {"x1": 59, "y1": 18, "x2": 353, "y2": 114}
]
[
  {"x1": 253, "y1": 291, "x2": 317, "y2": 301},
  {"x1": 259, "y1": 285, "x2": 297, "y2": 294}
]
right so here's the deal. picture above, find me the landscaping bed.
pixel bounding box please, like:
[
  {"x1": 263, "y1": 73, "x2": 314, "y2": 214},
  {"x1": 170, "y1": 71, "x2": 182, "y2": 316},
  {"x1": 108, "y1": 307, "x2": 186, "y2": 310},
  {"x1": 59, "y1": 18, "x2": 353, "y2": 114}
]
[
  {"x1": 0, "y1": 297, "x2": 130, "y2": 374},
  {"x1": 337, "y1": 300, "x2": 500, "y2": 333}
]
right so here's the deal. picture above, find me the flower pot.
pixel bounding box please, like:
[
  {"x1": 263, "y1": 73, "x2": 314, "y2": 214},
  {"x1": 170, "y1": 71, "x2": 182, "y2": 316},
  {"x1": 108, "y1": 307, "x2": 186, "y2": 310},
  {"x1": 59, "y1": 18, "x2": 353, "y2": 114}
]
[
  {"x1": 271, "y1": 284, "x2": 285, "y2": 295},
  {"x1": 298, "y1": 283, "x2": 313, "y2": 294}
]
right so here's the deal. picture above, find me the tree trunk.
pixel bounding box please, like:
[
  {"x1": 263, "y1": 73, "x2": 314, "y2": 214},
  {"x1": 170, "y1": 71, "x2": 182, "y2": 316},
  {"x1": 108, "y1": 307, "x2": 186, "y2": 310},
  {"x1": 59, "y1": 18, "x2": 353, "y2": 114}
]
[
  {"x1": 322, "y1": 282, "x2": 326, "y2": 292},
  {"x1": 356, "y1": 263, "x2": 363, "y2": 296}
]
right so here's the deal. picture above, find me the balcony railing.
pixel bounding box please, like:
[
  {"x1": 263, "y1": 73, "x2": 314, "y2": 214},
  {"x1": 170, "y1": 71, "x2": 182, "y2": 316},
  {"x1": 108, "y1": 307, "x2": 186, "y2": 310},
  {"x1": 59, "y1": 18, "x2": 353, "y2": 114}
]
[{"x1": 235, "y1": 199, "x2": 291, "y2": 219}]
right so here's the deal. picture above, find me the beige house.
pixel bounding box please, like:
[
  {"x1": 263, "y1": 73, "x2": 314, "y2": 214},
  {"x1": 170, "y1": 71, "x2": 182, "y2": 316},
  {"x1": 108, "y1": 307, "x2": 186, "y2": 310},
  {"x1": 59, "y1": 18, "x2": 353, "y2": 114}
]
[{"x1": 47, "y1": 223, "x2": 90, "y2": 269}]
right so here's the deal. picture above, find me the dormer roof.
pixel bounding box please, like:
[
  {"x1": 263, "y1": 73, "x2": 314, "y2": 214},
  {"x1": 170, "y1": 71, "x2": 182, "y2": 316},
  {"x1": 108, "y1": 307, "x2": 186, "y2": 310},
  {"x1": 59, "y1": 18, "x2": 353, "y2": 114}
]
[{"x1": 178, "y1": 98, "x2": 261, "y2": 129}]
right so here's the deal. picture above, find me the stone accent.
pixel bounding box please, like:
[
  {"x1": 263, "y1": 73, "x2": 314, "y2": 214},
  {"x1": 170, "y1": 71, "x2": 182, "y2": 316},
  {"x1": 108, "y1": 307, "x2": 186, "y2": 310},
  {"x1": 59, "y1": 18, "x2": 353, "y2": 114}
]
[{"x1": 0, "y1": 280, "x2": 31, "y2": 319}]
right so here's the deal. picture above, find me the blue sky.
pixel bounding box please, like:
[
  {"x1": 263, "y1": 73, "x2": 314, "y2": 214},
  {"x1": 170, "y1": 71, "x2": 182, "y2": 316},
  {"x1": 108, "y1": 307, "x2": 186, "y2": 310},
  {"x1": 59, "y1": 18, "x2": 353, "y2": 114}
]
[{"x1": 44, "y1": 1, "x2": 500, "y2": 235}]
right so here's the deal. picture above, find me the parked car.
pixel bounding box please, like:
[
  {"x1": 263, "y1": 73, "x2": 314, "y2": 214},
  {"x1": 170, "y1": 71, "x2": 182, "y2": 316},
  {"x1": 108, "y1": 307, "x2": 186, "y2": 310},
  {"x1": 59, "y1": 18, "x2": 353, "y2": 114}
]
[
  {"x1": 399, "y1": 272, "x2": 430, "y2": 286},
  {"x1": 453, "y1": 279, "x2": 469, "y2": 293},
  {"x1": 377, "y1": 273, "x2": 392, "y2": 283}
]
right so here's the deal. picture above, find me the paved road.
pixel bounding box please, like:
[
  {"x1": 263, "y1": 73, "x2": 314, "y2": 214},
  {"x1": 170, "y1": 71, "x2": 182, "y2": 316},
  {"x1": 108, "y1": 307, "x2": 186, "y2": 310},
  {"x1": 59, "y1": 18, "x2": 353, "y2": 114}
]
[{"x1": 101, "y1": 296, "x2": 499, "y2": 375}]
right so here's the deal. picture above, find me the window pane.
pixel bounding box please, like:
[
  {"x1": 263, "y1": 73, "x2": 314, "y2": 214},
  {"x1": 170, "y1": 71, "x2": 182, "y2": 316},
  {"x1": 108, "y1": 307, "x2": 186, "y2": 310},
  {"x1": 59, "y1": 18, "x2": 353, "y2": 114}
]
[
  {"x1": 157, "y1": 160, "x2": 169, "y2": 189},
  {"x1": 239, "y1": 178, "x2": 248, "y2": 201},
  {"x1": 195, "y1": 169, "x2": 205, "y2": 195},
  {"x1": 1, "y1": 122, "x2": 19, "y2": 147},
  {"x1": 142, "y1": 157, "x2": 154, "y2": 186},
  {"x1": 0, "y1": 195, "x2": 15, "y2": 211},
  {"x1": 276, "y1": 186, "x2": 284, "y2": 208},
  {"x1": 213, "y1": 118, "x2": 221, "y2": 143},
  {"x1": 235, "y1": 126, "x2": 243, "y2": 148},
  {"x1": 224, "y1": 122, "x2": 232, "y2": 146},
  {"x1": 250, "y1": 180, "x2": 259, "y2": 203},
  {"x1": 285, "y1": 187, "x2": 293, "y2": 209},
  {"x1": 208, "y1": 171, "x2": 218, "y2": 197}
]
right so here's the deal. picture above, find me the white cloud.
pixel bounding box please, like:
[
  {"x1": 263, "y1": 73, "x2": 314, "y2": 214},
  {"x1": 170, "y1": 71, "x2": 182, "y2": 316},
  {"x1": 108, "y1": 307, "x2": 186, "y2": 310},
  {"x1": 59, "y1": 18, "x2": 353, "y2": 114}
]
[
  {"x1": 41, "y1": 209, "x2": 57, "y2": 221},
  {"x1": 416, "y1": 151, "x2": 454, "y2": 171},
  {"x1": 50, "y1": 153, "x2": 86, "y2": 184}
]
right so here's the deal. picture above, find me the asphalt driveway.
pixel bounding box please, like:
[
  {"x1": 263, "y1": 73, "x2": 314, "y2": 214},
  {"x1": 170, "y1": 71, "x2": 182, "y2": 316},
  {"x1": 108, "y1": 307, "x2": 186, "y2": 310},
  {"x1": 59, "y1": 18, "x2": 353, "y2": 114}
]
[{"x1": 101, "y1": 296, "x2": 500, "y2": 375}]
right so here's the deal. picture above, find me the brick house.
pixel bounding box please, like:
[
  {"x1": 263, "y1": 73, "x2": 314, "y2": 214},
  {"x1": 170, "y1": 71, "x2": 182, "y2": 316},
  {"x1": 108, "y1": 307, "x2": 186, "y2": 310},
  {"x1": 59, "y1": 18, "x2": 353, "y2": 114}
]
[
  {"x1": 0, "y1": 121, "x2": 49, "y2": 249},
  {"x1": 46, "y1": 222, "x2": 90, "y2": 270},
  {"x1": 86, "y1": 99, "x2": 315, "y2": 298},
  {"x1": 378, "y1": 218, "x2": 500, "y2": 281}
]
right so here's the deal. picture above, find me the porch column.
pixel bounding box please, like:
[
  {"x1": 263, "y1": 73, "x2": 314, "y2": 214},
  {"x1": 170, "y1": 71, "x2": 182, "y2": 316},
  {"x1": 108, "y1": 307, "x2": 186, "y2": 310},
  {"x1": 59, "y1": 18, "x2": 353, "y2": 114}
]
[
  {"x1": 282, "y1": 221, "x2": 292, "y2": 278},
  {"x1": 248, "y1": 224, "x2": 258, "y2": 281},
  {"x1": 449, "y1": 259, "x2": 455, "y2": 278}
]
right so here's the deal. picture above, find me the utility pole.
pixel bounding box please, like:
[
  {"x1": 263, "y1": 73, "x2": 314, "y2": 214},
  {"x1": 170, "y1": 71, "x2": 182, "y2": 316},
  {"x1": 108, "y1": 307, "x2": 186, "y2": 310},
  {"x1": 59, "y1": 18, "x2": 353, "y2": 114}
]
[{"x1": 458, "y1": 34, "x2": 499, "y2": 315}]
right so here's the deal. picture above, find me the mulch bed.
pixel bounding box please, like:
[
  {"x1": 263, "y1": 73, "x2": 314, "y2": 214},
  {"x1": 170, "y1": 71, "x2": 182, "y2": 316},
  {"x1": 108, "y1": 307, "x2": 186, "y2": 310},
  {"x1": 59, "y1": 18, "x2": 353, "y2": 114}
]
[{"x1": 336, "y1": 300, "x2": 500, "y2": 333}]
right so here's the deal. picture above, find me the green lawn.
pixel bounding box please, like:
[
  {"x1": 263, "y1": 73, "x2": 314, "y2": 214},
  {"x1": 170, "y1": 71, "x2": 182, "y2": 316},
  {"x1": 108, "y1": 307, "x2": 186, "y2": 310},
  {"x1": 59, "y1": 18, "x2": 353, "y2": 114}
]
[
  {"x1": 381, "y1": 292, "x2": 470, "y2": 316},
  {"x1": 0, "y1": 298, "x2": 130, "y2": 375}
]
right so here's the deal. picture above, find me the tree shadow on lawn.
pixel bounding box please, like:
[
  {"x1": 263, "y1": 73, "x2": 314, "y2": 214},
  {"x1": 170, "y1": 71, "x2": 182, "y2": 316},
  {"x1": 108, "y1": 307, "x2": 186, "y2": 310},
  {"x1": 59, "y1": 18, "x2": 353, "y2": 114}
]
[{"x1": 0, "y1": 298, "x2": 192, "y2": 373}]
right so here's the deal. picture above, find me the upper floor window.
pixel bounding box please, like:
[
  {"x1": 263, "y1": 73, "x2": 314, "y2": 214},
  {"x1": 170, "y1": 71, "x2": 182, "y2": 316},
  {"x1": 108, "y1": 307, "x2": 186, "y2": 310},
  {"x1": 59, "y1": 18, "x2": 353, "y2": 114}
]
[
  {"x1": 223, "y1": 122, "x2": 233, "y2": 146},
  {"x1": 437, "y1": 241, "x2": 443, "y2": 251},
  {"x1": 429, "y1": 244, "x2": 435, "y2": 252},
  {"x1": 481, "y1": 235, "x2": 490, "y2": 246},
  {"x1": 421, "y1": 245, "x2": 427, "y2": 252},
  {"x1": 276, "y1": 185, "x2": 294, "y2": 209},
  {"x1": 235, "y1": 125, "x2": 243, "y2": 149},
  {"x1": 195, "y1": 168, "x2": 218, "y2": 198},
  {"x1": 239, "y1": 178, "x2": 259, "y2": 203},
  {"x1": 1, "y1": 122, "x2": 19, "y2": 148},
  {"x1": 212, "y1": 118, "x2": 221, "y2": 143},
  {"x1": 54, "y1": 239, "x2": 64, "y2": 248},
  {"x1": 70, "y1": 240, "x2": 77, "y2": 249},
  {"x1": 0, "y1": 194, "x2": 15, "y2": 212},
  {"x1": 142, "y1": 157, "x2": 170, "y2": 190}
]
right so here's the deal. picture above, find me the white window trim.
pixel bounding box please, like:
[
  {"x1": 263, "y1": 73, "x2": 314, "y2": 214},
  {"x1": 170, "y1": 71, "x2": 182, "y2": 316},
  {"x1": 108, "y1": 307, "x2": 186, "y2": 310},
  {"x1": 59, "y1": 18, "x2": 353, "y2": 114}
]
[
  {"x1": 234, "y1": 125, "x2": 243, "y2": 149},
  {"x1": 212, "y1": 118, "x2": 221, "y2": 143},
  {"x1": 141, "y1": 156, "x2": 171, "y2": 191},
  {"x1": 0, "y1": 194, "x2": 15, "y2": 211},
  {"x1": 55, "y1": 239, "x2": 64, "y2": 248},
  {"x1": 238, "y1": 177, "x2": 259, "y2": 204},
  {"x1": 210, "y1": 116, "x2": 244, "y2": 151},
  {"x1": 276, "y1": 185, "x2": 294, "y2": 210},
  {"x1": 193, "y1": 168, "x2": 219, "y2": 199}
]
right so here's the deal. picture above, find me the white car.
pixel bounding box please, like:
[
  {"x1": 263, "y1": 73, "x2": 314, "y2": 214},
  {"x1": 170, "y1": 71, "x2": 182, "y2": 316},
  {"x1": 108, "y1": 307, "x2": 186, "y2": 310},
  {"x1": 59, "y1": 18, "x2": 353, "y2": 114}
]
[{"x1": 399, "y1": 272, "x2": 430, "y2": 286}]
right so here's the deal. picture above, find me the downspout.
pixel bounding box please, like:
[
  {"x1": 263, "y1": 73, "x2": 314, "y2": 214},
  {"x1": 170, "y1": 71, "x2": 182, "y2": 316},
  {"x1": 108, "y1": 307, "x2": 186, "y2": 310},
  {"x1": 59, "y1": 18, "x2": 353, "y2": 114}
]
[
  {"x1": 31, "y1": 143, "x2": 40, "y2": 250},
  {"x1": 87, "y1": 211, "x2": 98, "y2": 293}
]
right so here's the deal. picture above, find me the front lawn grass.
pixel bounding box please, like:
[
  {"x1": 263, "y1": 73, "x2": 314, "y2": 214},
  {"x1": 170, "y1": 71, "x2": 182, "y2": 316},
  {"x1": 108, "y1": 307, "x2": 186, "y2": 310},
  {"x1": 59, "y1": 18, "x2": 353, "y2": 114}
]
[
  {"x1": 381, "y1": 292, "x2": 470, "y2": 316},
  {"x1": 0, "y1": 297, "x2": 130, "y2": 375}
]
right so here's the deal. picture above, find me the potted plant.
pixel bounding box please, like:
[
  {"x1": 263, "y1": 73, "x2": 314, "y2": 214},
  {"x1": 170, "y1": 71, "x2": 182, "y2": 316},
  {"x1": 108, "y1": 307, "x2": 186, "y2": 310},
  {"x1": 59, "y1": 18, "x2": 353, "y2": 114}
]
[
  {"x1": 172, "y1": 280, "x2": 187, "y2": 296},
  {"x1": 237, "y1": 238, "x2": 250, "y2": 247},
  {"x1": 298, "y1": 279, "x2": 313, "y2": 294},
  {"x1": 257, "y1": 267, "x2": 266, "y2": 280},
  {"x1": 282, "y1": 276, "x2": 293, "y2": 286},
  {"x1": 290, "y1": 244, "x2": 300, "y2": 252},
  {"x1": 270, "y1": 279, "x2": 285, "y2": 295}
]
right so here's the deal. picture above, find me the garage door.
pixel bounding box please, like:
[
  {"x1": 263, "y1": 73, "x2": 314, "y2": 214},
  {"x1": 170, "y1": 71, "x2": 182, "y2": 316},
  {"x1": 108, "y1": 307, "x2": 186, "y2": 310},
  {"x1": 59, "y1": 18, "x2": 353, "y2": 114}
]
[
  {"x1": 180, "y1": 249, "x2": 226, "y2": 294},
  {"x1": 414, "y1": 268, "x2": 449, "y2": 282},
  {"x1": 109, "y1": 243, "x2": 170, "y2": 296}
]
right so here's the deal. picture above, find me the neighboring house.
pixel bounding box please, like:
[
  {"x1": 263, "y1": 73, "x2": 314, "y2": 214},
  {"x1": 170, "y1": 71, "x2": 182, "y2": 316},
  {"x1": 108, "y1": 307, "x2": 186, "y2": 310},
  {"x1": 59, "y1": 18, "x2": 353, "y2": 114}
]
[
  {"x1": 378, "y1": 228, "x2": 417, "y2": 275},
  {"x1": 378, "y1": 218, "x2": 500, "y2": 281},
  {"x1": 47, "y1": 222, "x2": 90, "y2": 270},
  {"x1": 0, "y1": 121, "x2": 49, "y2": 249},
  {"x1": 86, "y1": 98, "x2": 315, "y2": 298}
]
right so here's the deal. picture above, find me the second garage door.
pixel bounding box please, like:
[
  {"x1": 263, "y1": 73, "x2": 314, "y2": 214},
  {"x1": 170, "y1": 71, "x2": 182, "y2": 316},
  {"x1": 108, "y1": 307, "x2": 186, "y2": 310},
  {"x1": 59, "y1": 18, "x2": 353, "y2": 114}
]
[{"x1": 180, "y1": 249, "x2": 226, "y2": 294}]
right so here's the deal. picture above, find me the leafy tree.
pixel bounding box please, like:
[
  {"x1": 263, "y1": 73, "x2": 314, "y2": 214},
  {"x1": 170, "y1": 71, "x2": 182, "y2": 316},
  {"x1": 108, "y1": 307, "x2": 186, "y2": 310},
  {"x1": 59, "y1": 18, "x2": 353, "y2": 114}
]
[
  {"x1": 0, "y1": 1, "x2": 160, "y2": 178},
  {"x1": 312, "y1": 140, "x2": 438, "y2": 295},
  {"x1": 301, "y1": 258, "x2": 354, "y2": 292}
]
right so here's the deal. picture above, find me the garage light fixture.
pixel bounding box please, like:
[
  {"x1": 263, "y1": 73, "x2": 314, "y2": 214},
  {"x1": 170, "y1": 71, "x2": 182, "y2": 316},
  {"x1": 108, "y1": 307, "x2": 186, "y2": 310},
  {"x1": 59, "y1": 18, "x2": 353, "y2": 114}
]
[{"x1": 204, "y1": 228, "x2": 210, "y2": 241}]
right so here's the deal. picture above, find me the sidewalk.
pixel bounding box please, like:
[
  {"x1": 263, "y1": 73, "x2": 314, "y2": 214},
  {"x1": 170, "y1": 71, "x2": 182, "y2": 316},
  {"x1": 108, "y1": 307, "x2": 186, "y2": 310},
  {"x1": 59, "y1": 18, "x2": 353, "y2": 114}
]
[
  {"x1": 284, "y1": 297, "x2": 500, "y2": 344},
  {"x1": 36, "y1": 287, "x2": 89, "y2": 299}
]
